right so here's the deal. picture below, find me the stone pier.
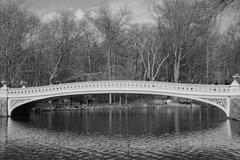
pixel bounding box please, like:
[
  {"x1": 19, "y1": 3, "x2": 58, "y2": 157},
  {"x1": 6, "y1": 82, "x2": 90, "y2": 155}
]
[
  {"x1": 0, "y1": 84, "x2": 8, "y2": 117},
  {"x1": 230, "y1": 81, "x2": 240, "y2": 118},
  {"x1": 230, "y1": 98, "x2": 240, "y2": 118},
  {"x1": 0, "y1": 117, "x2": 8, "y2": 143},
  {"x1": 229, "y1": 75, "x2": 240, "y2": 118}
]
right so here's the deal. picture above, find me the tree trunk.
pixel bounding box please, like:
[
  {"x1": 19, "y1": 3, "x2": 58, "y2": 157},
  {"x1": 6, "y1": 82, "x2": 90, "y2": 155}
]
[
  {"x1": 119, "y1": 94, "x2": 122, "y2": 106},
  {"x1": 107, "y1": 40, "x2": 112, "y2": 104},
  {"x1": 174, "y1": 61, "x2": 180, "y2": 83},
  {"x1": 134, "y1": 52, "x2": 139, "y2": 79},
  {"x1": 109, "y1": 93, "x2": 112, "y2": 104},
  {"x1": 49, "y1": 54, "x2": 64, "y2": 84},
  {"x1": 88, "y1": 54, "x2": 91, "y2": 73},
  {"x1": 174, "y1": 48, "x2": 181, "y2": 83},
  {"x1": 125, "y1": 93, "x2": 128, "y2": 105},
  {"x1": 206, "y1": 39, "x2": 209, "y2": 84}
]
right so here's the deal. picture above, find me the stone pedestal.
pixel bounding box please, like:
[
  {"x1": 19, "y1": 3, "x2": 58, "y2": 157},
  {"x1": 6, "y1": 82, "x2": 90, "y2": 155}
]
[
  {"x1": 0, "y1": 98, "x2": 8, "y2": 116},
  {"x1": 0, "y1": 117, "x2": 8, "y2": 143},
  {"x1": 0, "y1": 85, "x2": 8, "y2": 117},
  {"x1": 229, "y1": 75, "x2": 240, "y2": 118},
  {"x1": 230, "y1": 98, "x2": 240, "y2": 118}
]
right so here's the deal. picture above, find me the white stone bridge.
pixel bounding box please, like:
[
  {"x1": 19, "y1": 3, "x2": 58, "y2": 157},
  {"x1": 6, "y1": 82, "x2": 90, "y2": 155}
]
[{"x1": 1, "y1": 80, "x2": 240, "y2": 117}]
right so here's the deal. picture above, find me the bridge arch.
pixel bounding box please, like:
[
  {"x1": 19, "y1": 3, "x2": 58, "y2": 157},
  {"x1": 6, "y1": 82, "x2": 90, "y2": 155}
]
[{"x1": 8, "y1": 82, "x2": 229, "y2": 116}]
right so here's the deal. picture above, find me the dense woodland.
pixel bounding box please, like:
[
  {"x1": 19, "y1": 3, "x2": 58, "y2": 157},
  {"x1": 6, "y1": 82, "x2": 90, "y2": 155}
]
[{"x1": 0, "y1": 0, "x2": 240, "y2": 87}]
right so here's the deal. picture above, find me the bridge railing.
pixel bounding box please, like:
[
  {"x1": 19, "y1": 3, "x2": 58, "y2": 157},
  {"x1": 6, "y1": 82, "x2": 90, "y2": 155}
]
[{"x1": 5, "y1": 81, "x2": 231, "y2": 98}]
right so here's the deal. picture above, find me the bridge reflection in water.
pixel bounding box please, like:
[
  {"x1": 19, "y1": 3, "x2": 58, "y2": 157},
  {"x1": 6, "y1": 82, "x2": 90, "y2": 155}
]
[{"x1": 1, "y1": 106, "x2": 240, "y2": 159}]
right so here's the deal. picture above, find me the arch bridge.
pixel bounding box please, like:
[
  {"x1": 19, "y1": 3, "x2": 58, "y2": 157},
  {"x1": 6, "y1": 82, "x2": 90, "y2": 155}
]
[{"x1": 1, "y1": 80, "x2": 240, "y2": 117}]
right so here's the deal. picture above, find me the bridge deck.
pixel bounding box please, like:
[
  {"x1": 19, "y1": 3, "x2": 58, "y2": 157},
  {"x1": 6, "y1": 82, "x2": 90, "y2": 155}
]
[{"x1": 7, "y1": 81, "x2": 230, "y2": 98}]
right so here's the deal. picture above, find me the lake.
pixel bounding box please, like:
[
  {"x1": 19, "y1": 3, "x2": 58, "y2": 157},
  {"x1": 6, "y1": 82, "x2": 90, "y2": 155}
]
[{"x1": 1, "y1": 105, "x2": 240, "y2": 160}]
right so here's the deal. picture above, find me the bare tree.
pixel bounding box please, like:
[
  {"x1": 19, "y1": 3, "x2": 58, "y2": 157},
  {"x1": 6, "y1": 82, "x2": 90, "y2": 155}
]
[
  {"x1": 134, "y1": 25, "x2": 169, "y2": 81},
  {"x1": 39, "y1": 11, "x2": 82, "y2": 84},
  {"x1": 152, "y1": 0, "x2": 211, "y2": 82},
  {"x1": 86, "y1": 4, "x2": 130, "y2": 103},
  {"x1": 209, "y1": 0, "x2": 240, "y2": 16},
  {"x1": 0, "y1": 0, "x2": 39, "y2": 86}
]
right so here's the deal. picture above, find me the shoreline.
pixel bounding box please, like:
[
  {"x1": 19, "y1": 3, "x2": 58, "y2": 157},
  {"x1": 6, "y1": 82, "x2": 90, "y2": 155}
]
[{"x1": 32, "y1": 100, "x2": 200, "y2": 113}]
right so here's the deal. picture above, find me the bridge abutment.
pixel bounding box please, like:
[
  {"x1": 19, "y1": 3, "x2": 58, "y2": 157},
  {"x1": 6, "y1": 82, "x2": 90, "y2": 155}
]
[
  {"x1": 0, "y1": 117, "x2": 8, "y2": 143},
  {"x1": 229, "y1": 77, "x2": 240, "y2": 118},
  {"x1": 230, "y1": 98, "x2": 240, "y2": 118},
  {"x1": 0, "y1": 85, "x2": 8, "y2": 117}
]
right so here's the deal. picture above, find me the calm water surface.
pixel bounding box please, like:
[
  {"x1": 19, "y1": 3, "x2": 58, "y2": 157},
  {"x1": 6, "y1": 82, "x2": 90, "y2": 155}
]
[{"x1": 1, "y1": 106, "x2": 240, "y2": 160}]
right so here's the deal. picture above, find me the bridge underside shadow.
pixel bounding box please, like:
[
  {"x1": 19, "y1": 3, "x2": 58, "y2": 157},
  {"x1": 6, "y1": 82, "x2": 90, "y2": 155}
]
[
  {"x1": 10, "y1": 95, "x2": 83, "y2": 116},
  {"x1": 11, "y1": 103, "x2": 36, "y2": 116},
  {"x1": 10, "y1": 93, "x2": 228, "y2": 117}
]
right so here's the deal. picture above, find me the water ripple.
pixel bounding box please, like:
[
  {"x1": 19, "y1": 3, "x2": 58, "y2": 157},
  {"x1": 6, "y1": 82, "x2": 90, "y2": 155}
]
[{"x1": 1, "y1": 107, "x2": 240, "y2": 159}]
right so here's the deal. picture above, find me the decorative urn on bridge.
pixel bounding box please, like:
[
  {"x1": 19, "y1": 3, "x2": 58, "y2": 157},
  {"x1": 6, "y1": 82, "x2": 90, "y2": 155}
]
[
  {"x1": 232, "y1": 74, "x2": 240, "y2": 85},
  {"x1": 1, "y1": 80, "x2": 7, "y2": 89},
  {"x1": 230, "y1": 74, "x2": 240, "y2": 93}
]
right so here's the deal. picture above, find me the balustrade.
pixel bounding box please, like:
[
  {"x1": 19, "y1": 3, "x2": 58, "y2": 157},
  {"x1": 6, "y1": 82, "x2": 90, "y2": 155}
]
[{"x1": 2, "y1": 81, "x2": 230, "y2": 98}]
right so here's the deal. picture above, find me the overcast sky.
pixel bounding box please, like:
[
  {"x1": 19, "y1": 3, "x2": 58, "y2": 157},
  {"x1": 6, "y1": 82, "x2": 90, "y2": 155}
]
[
  {"x1": 26, "y1": 0, "x2": 108, "y2": 11},
  {"x1": 25, "y1": 0, "x2": 234, "y2": 32},
  {"x1": 25, "y1": 0, "x2": 156, "y2": 23}
]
